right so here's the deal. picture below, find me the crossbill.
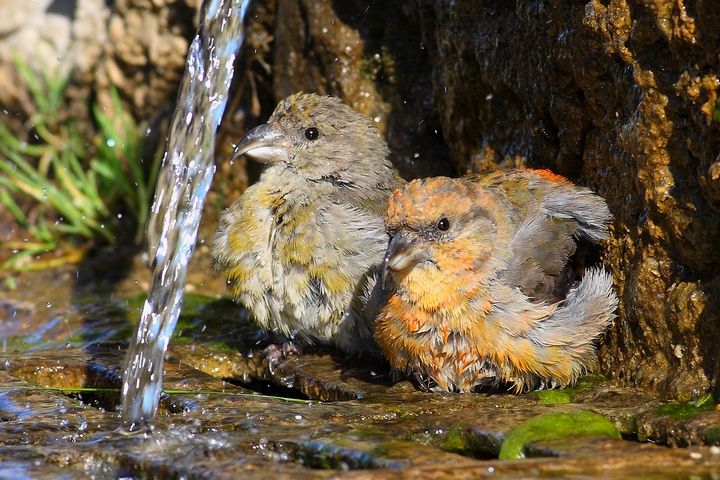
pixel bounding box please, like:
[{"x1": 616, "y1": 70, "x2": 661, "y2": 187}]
[
  {"x1": 375, "y1": 169, "x2": 618, "y2": 393},
  {"x1": 211, "y1": 93, "x2": 403, "y2": 354}
]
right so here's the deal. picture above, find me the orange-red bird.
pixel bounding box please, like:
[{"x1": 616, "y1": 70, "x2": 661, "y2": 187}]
[{"x1": 375, "y1": 169, "x2": 618, "y2": 392}]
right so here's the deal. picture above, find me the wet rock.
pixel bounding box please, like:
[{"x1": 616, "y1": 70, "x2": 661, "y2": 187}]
[
  {"x1": 8, "y1": 0, "x2": 720, "y2": 404},
  {"x1": 5, "y1": 1, "x2": 720, "y2": 404},
  {"x1": 700, "y1": 156, "x2": 720, "y2": 213},
  {"x1": 249, "y1": 0, "x2": 454, "y2": 181},
  {"x1": 413, "y1": 0, "x2": 720, "y2": 400},
  {"x1": 3, "y1": 298, "x2": 720, "y2": 478}
]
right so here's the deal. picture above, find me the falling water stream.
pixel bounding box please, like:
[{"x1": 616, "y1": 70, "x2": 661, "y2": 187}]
[{"x1": 120, "y1": 0, "x2": 250, "y2": 431}]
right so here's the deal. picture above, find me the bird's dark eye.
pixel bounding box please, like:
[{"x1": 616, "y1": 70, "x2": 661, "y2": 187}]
[
  {"x1": 304, "y1": 127, "x2": 319, "y2": 140},
  {"x1": 437, "y1": 217, "x2": 450, "y2": 231}
]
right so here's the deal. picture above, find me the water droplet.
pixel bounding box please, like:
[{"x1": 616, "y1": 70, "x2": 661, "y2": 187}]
[
  {"x1": 77, "y1": 415, "x2": 88, "y2": 431},
  {"x1": 107, "y1": 139, "x2": 116, "y2": 147},
  {"x1": 45, "y1": 302, "x2": 52, "y2": 308}
]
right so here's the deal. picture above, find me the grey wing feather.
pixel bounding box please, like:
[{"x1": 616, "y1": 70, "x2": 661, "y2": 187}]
[{"x1": 500, "y1": 213, "x2": 578, "y2": 303}]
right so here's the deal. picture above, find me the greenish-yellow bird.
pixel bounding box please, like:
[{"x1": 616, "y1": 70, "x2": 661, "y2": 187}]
[{"x1": 212, "y1": 93, "x2": 403, "y2": 354}]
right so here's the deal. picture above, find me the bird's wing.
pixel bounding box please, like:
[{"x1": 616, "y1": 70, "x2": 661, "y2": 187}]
[
  {"x1": 498, "y1": 212, "x2": 579, "y2": 303},
  {"x1": 527, "y1": 173, "x2": 611, "y2": 243},
  {"x1": 471, "y1": 169, "x2": 611, "y2": 243}
]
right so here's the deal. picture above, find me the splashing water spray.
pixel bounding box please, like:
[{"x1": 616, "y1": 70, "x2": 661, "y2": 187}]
[{"x1": 120, "y1": 0, "x2": 251, "y2": 432}]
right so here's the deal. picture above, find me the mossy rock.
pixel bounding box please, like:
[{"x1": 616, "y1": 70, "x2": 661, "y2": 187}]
[{"x1": 499, "y1": 411, "x2": 621, "y2": 460}]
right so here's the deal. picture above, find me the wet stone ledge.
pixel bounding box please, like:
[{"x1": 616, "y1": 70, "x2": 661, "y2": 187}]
[
  {"x1": 1, "y1": 262, "x2": 719, "y2": 478},
  {"x1": 2, "y1": 340, "x2": 720, "y2": 478}
]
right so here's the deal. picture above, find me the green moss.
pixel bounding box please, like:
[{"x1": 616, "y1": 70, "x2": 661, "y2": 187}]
[
  {"x1": 573, "y1": 374, "x2": 607, "y2": 389},
  {"x1": 655, "y1": 394, "x2": 716, "y2": 421},
  {"x1": 122, "y1": 292, "x2": 148, "y2": 315},
  {"x1": 180, "y1": 293, "x2": 219, "y2": 315},
  {"x1": 499, "y1": 411, "x2": 621, "y2": 460},
  {"x1": 713, "y1": 97, "x2": 720, "y2": 123},
  {"x1": 706, "y1": 427, "x2": 720, "y2": 445},
  {"x1": 533, "y1": 389, "x2": 572, "y2": 405},
  {"x1": 379, "y1": 403, "x2": 418, "y2": 419},
  {"x1": 531, "y1": 375, "x2": 606, "y2": 404},
  {"x1": 442, "y1": 423, "x2": 472, "y2": 456}
]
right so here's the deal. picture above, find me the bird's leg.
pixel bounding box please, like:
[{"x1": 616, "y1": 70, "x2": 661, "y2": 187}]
[
  {"x1": 260, "y1": 340, "x2": 303, "y2": 365},
  {"x1": 410, "y1": 371, "x2": 434, "y2": 392}
]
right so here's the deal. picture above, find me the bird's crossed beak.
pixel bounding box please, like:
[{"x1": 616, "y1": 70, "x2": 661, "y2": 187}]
[
  {"x1": 231, "y1": 123, "x2": 290, "y2": 164},
  {"x1": 382, "y1": 231, "x2": 428, "y2": 288}
]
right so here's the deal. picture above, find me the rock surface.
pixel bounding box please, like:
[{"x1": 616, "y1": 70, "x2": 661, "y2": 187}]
[{"x1": 2, "y1": 261, "x2": 720, "y2": 477}]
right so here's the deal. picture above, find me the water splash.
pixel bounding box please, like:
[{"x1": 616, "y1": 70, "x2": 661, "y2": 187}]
[{"x1": 120, "y1": 0, "x2": 250, "y2": 432}]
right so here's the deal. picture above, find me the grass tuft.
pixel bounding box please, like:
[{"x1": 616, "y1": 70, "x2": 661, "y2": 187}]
[{"x1": 0, "y1": 56, "x2": 160, "y2": 271}]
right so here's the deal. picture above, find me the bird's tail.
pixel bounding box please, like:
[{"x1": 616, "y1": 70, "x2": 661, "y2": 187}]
[{"x1": 509, "y1": 267, "x2": 618, "y2": 391}]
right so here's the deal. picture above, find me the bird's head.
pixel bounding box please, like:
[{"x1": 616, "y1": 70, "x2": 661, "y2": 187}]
[
  {"x1": 382, "y1": 177, "x2": 504, "y2": 289},
  {"x1": 231, "y1": 93, "x2": 392, "y2": 184}
]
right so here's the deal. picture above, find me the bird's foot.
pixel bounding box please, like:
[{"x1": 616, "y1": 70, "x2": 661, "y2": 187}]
[
  {"x1": 409, "y1": 371, "x2": 436, "y2": 392},
  {"x1": 261, "y1": 340, "x2": 302, "y2": 365}
]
